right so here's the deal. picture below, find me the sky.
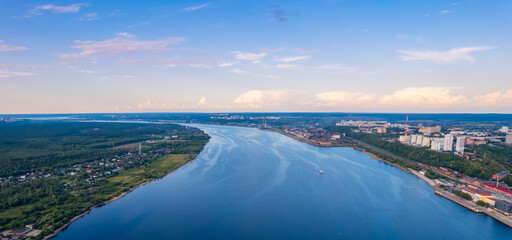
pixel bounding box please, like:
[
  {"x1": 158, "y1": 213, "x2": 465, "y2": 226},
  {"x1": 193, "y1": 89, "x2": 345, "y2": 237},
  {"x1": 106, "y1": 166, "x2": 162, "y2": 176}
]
[{"x1": 0, "y1": 0, "x2": 511, "y2": 114}]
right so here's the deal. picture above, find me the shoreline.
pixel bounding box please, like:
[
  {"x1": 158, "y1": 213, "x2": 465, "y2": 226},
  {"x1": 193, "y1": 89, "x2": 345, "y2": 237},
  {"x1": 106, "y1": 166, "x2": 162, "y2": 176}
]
[
  {"x1": 264, "y1": 127, "x2": 512, "y2": 228},
  {"x1": 43, "y1": 152, "x2": 203, "y2": 240}
]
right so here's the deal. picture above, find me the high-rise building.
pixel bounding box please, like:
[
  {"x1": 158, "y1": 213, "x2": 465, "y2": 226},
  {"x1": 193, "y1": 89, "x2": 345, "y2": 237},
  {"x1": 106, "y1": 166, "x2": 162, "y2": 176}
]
[
  {"x1": 399, "y1": 135, "x2": 410, "y2": 144},
  {"x1": 506, "y1": 135, "x2": 512, "y2": 145},
  {"x1": 431, "y1": 138, "x2": 443, "y2": 151},
  {"x1": 500, "y1": 126, "x2": 509, "y2": 133},
  {"x1": 456, "y1": 136, "x2": 466, "y2": 154},
  {"x1": 443, "y1": 134, "x2": 454, "y2": 151},
  {"x1": 421, "y1": 137, "x2": 431, "y2": 147},
  {"x1": 416, "y1": 135, "x2": 424, "y2": 146},
  {"x1": 411, "y1": 134, "x2": 418, "y2": 144}
]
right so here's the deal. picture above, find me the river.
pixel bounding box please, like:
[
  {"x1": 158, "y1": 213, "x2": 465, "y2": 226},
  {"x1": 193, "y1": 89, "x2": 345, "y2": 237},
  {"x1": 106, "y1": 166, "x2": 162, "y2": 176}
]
[{"x1": 52, "y1": 124, "x2": 512, "y2": 239}]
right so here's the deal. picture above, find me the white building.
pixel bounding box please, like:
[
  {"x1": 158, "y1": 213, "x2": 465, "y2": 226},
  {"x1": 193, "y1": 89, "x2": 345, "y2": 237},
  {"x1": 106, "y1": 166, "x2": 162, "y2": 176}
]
[
  {"x1": 500, "y1": 126, "x2": 509, "y2": 133},
  {"x1": 399, "y1": 135, "x2": 411, "y2": 144},
  {"x1": 443, "y1": 134, "x2": 454, "y2": 151},
  {"x1": 431, "y1": 138, "x2": 443, "y2": 151},
  {"x1": 421, "y1": 137, "x2": 431, "y2": 147},
  {"x1": 506, "y1": 134, "x2": 512, "y2": 145},
  {"x1": 416, "y1": 135, "x2": 424, "y2": 146},
  {"x1": 456, "y1": 136, "x2": 466, "y2": 154},
  {"x1": 411, "y1": 134, "x2": 418, "y2": 144}
]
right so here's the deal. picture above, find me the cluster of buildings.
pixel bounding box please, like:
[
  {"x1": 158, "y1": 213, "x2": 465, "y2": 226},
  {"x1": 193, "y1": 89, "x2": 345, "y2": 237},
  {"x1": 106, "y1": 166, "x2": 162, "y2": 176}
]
[
  {"x1": 1, "y1": 224, "x2": 41, "y2": 239},
  {"x1": 431, "y1": 168, "x2": 512, "y2": 214},
  {"x1": 399, "y1": 125, "x2": 512, "y2": 156},
  {"x1": 336, "y1": 120, "x2": 393, "y2": 134},
  {"x1": 0, "y1": 143, "x2": 174, "y2": 187}
]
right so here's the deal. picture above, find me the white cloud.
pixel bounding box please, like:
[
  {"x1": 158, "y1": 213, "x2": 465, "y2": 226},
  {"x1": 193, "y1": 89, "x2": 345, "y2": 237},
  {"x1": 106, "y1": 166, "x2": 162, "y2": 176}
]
[
  {"x1": 274, "y1": 55, "x2": 311, "y2": 62},
  {"x1": 317, "y1": 64, "x2": 354, "y2": 73},
  {"x1": 181, "y1": 3, "x2": 211, "y2": 12},
  {"x1": 232, "y1": 68, "x2": 250, "y2": 74},
  {"x1": 230, "y1": 68, "x2": 279, "y2": 78},
  {"x1": 314, "y1": 91, "x2": 376, "y2": 107},
  {"x1": 78, "y1": 69, "x2": 95, "y2": 74},
  {"x1": 380, "y1": 87, "x2": 468, "y2": 107},
  {"x1": 0, "y1": 41, "x2": 28, "y2": 51},
  {"x1": 253, "y1": 74, "x2": 280, "y2": 79},
  {"x1": 217, "y1": 61, "x2": 238, "y2": 67},
  {"x1": 233, "y1": 90, "x2": 297, "y2": 108},
  {"x1": 60, "y1": 37, "x2": 185, "y2": 59},
  {"x1": 440, "y1": 10, "x2": 452, "y2": 14},
  {"x1": 230, "y1": 51, "x2": 267, "y2": 63},
  {"x1": 0, "y1": 64, "x2": 49, "y2": 69},
  {"x1": 398, "y1": 46, "x2": 496, "y2": 63},
  {"x1": 80, "y1": 12, "x2": 99, "y2": 21},
  {"x1": 196, "y1": 97, "x2": 209, "y2": 107},
  {"x1": 32, "y1": 4, "x2": 83, "y2": 14},
  {"x1": 116, "y1": 32, "x2": 136, "y2": 38},
  {"x1": 0, "y1": 70, "x2": 37, "y2": 78},
  {"x1": 474, "y1": 89, "x2": 512, "y2": 107}
]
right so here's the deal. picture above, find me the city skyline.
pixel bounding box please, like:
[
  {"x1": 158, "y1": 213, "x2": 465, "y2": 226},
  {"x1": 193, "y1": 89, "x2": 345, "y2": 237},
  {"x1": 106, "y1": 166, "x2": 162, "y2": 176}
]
[{"x1": 1, "y1": 0, "x2": 511, "y2": 113}]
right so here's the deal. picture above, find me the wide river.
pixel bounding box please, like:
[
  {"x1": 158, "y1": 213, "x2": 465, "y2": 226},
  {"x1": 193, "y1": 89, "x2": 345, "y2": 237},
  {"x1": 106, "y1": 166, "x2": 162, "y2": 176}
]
[{"x1": 53, "y1": 124, "x2": 512, "y2": 239}]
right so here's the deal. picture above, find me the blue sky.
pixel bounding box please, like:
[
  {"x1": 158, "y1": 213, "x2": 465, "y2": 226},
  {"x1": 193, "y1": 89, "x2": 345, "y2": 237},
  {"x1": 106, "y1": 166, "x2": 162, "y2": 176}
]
[{"x1": 1, "y1": 0, "x2": 511, "y2": 113}]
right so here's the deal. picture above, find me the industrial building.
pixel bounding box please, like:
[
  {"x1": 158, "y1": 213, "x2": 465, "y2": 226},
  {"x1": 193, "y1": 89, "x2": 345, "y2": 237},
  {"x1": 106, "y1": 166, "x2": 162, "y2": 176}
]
[{"x1": 495, "y1": 199, "x2": 512, "y2": 213}]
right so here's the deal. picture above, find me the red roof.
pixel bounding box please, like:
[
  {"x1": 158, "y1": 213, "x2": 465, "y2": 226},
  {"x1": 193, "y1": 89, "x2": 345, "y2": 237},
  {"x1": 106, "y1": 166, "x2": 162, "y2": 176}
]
[
  {"x1": 463, "y1": 188, "x2": 492, "y2": 196},
  {"x1": 484, "y1": 184, "x2": 512, "y2": 195}
]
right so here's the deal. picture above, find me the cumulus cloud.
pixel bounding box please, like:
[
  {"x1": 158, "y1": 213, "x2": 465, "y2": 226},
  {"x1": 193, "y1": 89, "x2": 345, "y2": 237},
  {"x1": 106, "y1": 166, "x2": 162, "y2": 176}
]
[
  {"x1": 60, "y1": 37, "x2": 185, "y2": 59},
  {"x1": 0, "y1": 41, "x2": 28, "y2": 51},
  {"x1": 274, "y1": 55, "x2": 310, "y2": 62},
  {"x1": 314, "y1": 91, "x2": 376, "y2": 107},
  {"x1": 181, "y1": 3, "x2": 211, "y2": 12},
  {"x1": 474, "y1": 89, "x2": 512, "y2": 107},
  {"x1": 32, "y1": 4, "x2": 83, "y2": 14},
  {"x1": 398, "y1": 46, "x2": 496, "y2": 63},
  {"x1": 380, "y1": 87, "x2": 468, "y2": 107},
  {"x1": 233, "y1": 90, "x2": 298, "y2": 108},
  {"x1": 230, "y1": 51, "x2": 267, "y2": 63},
  {"x1": 0, "y1": 70, "x2": 37, "y2": 78}
]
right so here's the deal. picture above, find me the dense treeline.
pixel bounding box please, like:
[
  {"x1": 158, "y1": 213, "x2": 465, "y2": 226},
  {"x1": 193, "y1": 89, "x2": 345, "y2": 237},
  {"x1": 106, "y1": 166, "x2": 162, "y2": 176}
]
[
  {"x1": 0, "y1": 121, "x2": 209, "y2": 238},
  {"x1": 326, "y1": 126, "x2": 510, "y2": 181},
  {"x1": 0, "y1": 121, "x2": 206, "y2": 177}
]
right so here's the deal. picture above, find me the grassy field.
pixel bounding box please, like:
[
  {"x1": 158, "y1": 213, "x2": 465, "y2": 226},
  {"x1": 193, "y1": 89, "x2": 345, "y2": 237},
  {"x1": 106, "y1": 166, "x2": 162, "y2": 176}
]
[{"x1": 108, "y1": 154, "x2": 194, "y2": 187}]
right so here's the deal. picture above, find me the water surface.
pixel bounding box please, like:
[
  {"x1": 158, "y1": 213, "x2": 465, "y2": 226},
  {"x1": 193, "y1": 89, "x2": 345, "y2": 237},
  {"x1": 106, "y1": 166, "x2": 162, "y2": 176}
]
[{"x1": 53, "y1": 124, "x2": 512, "y2": 239}]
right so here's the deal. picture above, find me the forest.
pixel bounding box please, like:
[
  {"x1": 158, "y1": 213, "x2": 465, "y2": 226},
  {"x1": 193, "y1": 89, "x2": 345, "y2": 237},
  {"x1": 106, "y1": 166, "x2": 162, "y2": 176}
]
[
  {"x1": 0, "y1": 120, "x2": 209, "y2": 239},
  {"x1": 0, "y1": 121, "x2": 205, "y2": 177}
]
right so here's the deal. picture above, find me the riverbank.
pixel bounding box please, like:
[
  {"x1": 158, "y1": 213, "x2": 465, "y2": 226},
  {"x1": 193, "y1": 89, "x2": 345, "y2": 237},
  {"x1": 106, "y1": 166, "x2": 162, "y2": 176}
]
[
  {"x1": 43, "y1": 153, "x2": 204, "y2": 240},
  {"x1": 264, "y1": 127, "x2": 512, "y2": 229}
]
